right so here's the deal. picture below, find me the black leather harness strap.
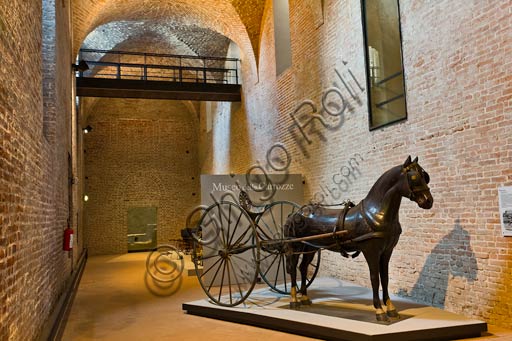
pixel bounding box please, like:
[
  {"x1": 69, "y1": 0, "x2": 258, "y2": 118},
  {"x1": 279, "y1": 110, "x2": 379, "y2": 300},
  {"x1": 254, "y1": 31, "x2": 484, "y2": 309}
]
[
  {"x1": 351, "y1": 231, "x2": 385, "y2": 242},
  {"x1": 333, "y1": 202, "x2": 353, "y2": 235},
  {"x1": 333, "y1": 201, "x2": 355, "y2": 257},
  {"x1": 292, "y1": 200, "x2": 385, "y2": 256}
]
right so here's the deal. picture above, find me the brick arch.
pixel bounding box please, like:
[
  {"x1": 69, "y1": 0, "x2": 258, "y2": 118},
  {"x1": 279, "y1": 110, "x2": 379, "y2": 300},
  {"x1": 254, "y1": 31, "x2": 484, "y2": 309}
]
[
  {"x1": 84, "y1": 99, "x2": 201, "y2": 254},
  {"x1": 83, "y1": 97, "x2": 198, "y2": 127},
  {"x1": 81, "y1": 29, "x2": 204, "y2": 125},
  {"x1": 83, "y1": 25, "x2": 229, "y2": 85},
  {"x1": 113, "y1": 171, "x2": 164, "y2": 251},
  {"x1": 81, "y1": 21, "x2": 231, "y2": 59},
  {"x1": 73, "y1": 0, "x2": 258, "y2": 78}
]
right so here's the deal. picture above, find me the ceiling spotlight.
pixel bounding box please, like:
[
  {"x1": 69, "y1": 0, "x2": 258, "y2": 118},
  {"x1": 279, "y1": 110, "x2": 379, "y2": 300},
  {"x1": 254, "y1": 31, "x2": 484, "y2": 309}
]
[
  {"x1": 83, "y1": 195, "x2": 89, "y2": 202},
  {"x1": 83, "y1": 125, "x2": 92, "y2": 134},
  {"x1": 72, "y1": 60, "x2": 89, "y2": 72}
]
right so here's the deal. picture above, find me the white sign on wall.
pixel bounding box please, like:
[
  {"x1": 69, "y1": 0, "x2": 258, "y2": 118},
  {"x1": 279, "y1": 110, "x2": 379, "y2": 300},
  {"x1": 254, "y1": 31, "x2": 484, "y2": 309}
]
[
  {"x1": 201, "y1": 174, "x2": 304, "y2": 207},
  {"x1": 498, "y1": 186, "x2": 512, "y2": 237}
]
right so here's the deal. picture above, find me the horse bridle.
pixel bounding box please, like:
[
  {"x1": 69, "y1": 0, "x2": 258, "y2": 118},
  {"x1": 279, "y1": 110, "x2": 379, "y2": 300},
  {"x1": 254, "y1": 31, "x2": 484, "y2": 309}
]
[{"x1": 402, "y1": 163, "x2": 430, "y2": 201}]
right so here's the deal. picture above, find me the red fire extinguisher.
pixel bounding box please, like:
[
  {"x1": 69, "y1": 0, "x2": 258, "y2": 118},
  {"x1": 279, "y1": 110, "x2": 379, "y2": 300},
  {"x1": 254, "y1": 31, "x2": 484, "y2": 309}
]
[{"x1": 64, "y1": 226, "x2": 74, "y2": 251}]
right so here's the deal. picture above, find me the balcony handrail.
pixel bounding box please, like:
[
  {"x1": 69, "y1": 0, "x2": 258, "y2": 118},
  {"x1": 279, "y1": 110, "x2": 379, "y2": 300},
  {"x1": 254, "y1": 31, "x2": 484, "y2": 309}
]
[
  {"x1": 78, "y1": 48, "x2": 240, "y2": 85},
  {"x1": 79, "y1": 48, "x2": 240, "y2": 62},
  {"x1": 84, "y1": 60, "x2": 237, "y2": 74}
]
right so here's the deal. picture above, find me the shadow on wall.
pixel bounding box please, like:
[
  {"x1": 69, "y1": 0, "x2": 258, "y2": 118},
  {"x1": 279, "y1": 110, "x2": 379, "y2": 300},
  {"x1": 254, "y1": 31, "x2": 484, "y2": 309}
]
[{"x1": 398, "y1": 219, "x2": 477, "y2": 308}]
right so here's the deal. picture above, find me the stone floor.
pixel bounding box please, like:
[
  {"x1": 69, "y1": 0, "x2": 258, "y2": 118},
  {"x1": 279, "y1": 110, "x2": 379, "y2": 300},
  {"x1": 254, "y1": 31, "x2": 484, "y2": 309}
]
[{"x1": 62, "y1": 252, "x2": 512, "y2": 341}]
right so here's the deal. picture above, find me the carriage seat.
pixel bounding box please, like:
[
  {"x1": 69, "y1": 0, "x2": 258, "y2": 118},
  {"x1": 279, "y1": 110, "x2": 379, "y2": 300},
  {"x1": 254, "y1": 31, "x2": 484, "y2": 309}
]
[{"x1": 238, "y1": 190, "x2": 266, "y2": 218}]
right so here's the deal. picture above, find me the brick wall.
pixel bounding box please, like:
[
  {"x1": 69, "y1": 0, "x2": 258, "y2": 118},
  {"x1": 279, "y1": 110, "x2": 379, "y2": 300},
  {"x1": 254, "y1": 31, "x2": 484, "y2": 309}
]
[
  {"x1": 201, "y1": 0, "x2": 512, "y2": 327},
  {"x1": 1, "y1": 0, "x2": 506, "y2": 334},
  {"x1": 0, "y1": 0, "x2": 77, "y2": 340},
  {"x1": 83, "y1": 98, "x2": 200, "y2": 255}
]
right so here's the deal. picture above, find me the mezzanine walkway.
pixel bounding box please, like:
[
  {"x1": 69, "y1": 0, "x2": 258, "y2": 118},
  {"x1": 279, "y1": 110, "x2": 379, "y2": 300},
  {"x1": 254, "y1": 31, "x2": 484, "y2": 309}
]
[{"x1": 75, "y1": 49, "x2": 242, "y2": 102}]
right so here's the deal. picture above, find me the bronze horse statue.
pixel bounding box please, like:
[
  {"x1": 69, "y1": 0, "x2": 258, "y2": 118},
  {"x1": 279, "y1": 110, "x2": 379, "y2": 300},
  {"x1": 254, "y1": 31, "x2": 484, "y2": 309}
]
[{"x1": 284, "y1": 156, "x2": 433, "y2": 321}]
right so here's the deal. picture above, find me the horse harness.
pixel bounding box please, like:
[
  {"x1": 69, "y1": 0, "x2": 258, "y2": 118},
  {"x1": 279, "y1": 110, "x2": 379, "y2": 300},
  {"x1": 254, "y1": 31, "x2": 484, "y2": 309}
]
[
  {"x1": 402, "y1": 162, "x2": 430, "y2": 201},
  {"x1": 297, "y1": 201, "x2": 385, "y2": 258}
]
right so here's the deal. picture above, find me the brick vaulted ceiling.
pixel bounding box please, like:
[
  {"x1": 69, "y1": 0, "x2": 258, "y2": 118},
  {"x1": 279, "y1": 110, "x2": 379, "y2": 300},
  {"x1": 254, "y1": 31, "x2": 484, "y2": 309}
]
[
  {"x1": 73, "y1": 0, "x2": 266, "y2": 74},
  {"x1": 81, "y1": 21, "x2": 231, "y2": 59},
  {"x1": 80, "y1": 24, "x2": 218, "y2": 123}
]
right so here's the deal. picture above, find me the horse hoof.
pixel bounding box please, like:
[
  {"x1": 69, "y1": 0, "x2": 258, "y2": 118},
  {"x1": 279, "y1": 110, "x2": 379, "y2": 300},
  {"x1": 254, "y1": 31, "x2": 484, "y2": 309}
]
[
  {"x1": 289, "y1": 302, "x2": 301, "y2": 309},
  {"x1": 376, "y1": 313, "x2": 389, "y2": 322},
  {"x1": 387, "y1": 309, "x2": 400, "y2": 319},
  {"x1": 300, "y1": 298, "x2": 312, "y2": 306}
]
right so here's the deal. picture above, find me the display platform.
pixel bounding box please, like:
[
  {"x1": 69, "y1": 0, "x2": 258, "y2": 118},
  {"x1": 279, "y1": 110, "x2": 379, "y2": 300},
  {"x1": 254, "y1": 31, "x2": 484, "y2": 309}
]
[{"x1": 182, "y1": 278, "x2": 487, "y2": 341}]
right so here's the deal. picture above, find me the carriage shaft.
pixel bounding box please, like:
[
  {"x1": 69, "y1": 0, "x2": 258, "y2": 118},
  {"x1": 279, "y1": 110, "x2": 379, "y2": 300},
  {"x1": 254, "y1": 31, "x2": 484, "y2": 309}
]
[
  {"x1": 261, "y1": 229, "x2": 348, "y2": 246},
  {"x1": 220, "y1": 231, "x2": 349, "y2": 255}
]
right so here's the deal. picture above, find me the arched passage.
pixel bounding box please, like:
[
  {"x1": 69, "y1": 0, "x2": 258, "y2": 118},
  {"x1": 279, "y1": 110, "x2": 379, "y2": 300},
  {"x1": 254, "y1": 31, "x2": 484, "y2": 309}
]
[
  {"x1": 72, "y1": 0, "x2": 262, "y2": 81},
  {"x1": 82, "y1": 96, "x2": 200, "y2": 255},
  {"x1": 78, "y1": 22, "x2": 221, "y2": 123}
]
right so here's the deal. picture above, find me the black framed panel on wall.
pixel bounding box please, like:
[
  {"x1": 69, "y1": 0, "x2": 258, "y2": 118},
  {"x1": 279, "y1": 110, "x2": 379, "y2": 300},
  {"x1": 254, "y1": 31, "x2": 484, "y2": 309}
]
[{"x1": 361, "y1": 0, "x2": 408, "y2": 130}]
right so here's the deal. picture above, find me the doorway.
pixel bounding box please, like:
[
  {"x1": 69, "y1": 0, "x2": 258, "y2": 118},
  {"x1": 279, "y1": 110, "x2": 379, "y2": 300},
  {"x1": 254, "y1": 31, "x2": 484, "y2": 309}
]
[{"x1": 127, "y1": 207, "x2": 157, "y2": 252}]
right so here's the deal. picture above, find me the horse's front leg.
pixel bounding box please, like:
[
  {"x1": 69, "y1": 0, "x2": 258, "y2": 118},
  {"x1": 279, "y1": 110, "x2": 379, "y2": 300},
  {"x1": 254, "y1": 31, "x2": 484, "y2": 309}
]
[
  {"x1": 363, "y1": 251, "x2": 388, "y2": 321},
  {"x1": 380, "y1": 249, "x2": 399, "y2": 318}
]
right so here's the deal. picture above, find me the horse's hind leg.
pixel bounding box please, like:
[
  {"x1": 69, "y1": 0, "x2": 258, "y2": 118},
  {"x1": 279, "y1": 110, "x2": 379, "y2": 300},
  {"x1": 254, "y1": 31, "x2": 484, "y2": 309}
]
[
  {"x1": 298, "y1": 252, "x2": 315, "y2": 305},
  {"x1": 286, "y1": 253, "x2": 301, "y2": 309},
  {"x1": 380, "y1": 249, "x2": 399, "y2": 318}
]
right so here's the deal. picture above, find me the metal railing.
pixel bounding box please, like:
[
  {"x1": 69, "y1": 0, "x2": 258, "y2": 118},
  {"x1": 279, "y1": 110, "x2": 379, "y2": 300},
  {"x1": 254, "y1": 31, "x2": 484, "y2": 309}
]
[{"x1": 77, "y1": 49, "x2": 240, "y2": 85}]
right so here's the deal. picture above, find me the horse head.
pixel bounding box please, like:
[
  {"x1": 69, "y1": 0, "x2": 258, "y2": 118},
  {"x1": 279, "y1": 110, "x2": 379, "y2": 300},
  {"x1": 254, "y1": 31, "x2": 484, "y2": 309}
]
[{"x1": 400, "y1": 156, "x2": 433, "y2": 209}]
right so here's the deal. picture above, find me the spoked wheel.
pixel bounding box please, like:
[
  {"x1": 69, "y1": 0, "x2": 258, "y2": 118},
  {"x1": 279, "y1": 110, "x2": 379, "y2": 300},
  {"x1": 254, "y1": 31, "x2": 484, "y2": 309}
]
[
  {"x1": 191, "y1": 201, "x2": 260, "y2": 306},
  {"x1": 146, "y1": 244, "x2": 184, "y2": 282},
  {"x1": 256, "y1": 201, "x2": 321, "y2": 294}
]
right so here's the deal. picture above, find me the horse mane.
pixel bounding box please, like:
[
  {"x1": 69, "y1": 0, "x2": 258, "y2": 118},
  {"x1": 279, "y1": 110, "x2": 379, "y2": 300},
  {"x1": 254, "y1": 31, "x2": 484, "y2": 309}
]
[{"x1": 366, "y1": 165, "x2": 403, "y2": 199}]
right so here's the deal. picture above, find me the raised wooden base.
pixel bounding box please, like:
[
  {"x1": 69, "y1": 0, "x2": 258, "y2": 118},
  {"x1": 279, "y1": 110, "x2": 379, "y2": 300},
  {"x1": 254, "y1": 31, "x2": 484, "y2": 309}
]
[{"x1": 182, "y1": 278, "x2": 487, "y2": 341}]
